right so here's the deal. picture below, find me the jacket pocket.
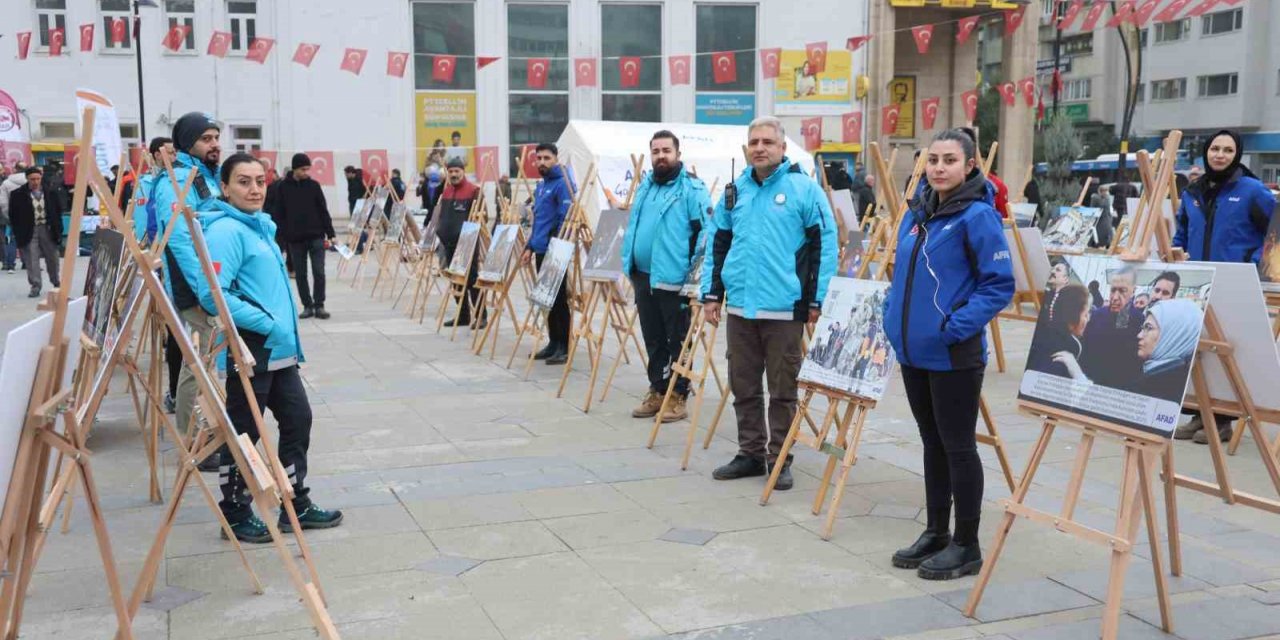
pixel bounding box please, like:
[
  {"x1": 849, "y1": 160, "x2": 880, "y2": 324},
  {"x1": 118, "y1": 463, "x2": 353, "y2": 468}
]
[{"x1": 947, "y1": 332, "x2": 984, "y2": 370}]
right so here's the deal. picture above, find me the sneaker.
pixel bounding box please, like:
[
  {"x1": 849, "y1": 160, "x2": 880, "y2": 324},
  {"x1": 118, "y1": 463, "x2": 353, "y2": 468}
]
[
  {"x1": 27, "y1": 286, "x2": 39, "y2": 298},
  {"x1": 298, "y1": 306, "x2": 315, "y2": 319},
  {"x1": 1174, "y1": 415, "x2": 1203, "y2": 440},
  {"x1": 5, "y1": 268, "x2": 12, "y2": 274},
  {"x1": 892, "y1": 530, "x2": 952, "y2": 569},
  {"x1": 1192, "y1": 418, "x2": 1233, "y2": 444},
  {"x1": 661, "y1": 395, "x2": 689, "y2": 423},
  {"x1": 545, "y1": 346, "x2": 569, "y2": 365},
  {"x1": 314, "y1": 306, "x2": 331, "y2": 320},
  {"x1": 163, "y1": 392, "x2": 176, "y2": 414},
  {"x1": 712, "y1": 454, "x2": 766, "y2": 481},
  {"x1": 279, "y1": 504, "x2": 344, "y2": 532},
  {"x1": 917, "y1": 541, "x2": 983, "y2": 581},
  {"x1": 632, "y1": 391, "x2": 664, "y2": 419},
  {"x1": 533, "y1": 343, "x2": 557, "y2": 360},
  {"x1": 772, "y1": 458, "x2": 794, "y2": 491},
  {"x1": 221, "y1": 515, "x2": 273, "y2": 544}
]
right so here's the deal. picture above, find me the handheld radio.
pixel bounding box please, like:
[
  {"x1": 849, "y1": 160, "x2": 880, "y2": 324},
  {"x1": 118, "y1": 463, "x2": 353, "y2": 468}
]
[{"x1": 724, "y1": 159, "x2": 737, "y2": 210}]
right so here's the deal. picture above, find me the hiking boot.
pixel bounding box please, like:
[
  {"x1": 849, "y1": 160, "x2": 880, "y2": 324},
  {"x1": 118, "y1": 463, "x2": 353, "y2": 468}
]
[
  {"x1": 712, "y1": 454, "x2": 766, "y2": 481},
  {"x1": 772, "y1": 457, "x2": 794, "y2": 491},
  {"x1": 314, "y1": 306, "x2": 331, "y2": 320},
  {"x1": 163, "y1": 392, "x2": 176, "y2": 414},
  {"x1": 892, "y1": 530, "x2": 952, "y2": 569},
  {"x1": 661, "y1": 395, "x2": 689, "y2": 423},
  {"x1": 1193, "y1": 418, "x2": 1233, "y2": 444},
  {"x1": 1174, "y1": 415, "x2": 1203, "y2": 440},
  {"x1": 221, "y1": 515, "x2": 273, "y2": 544},
  {"x1": 918, "y1": 541, "x2": 983, "y2": 580},
  {"x1": 298, "y1": 306, "x2": 315, "y2": 319},
  {"x1": 533, "y1": 343, "x2": 557, "y2": 360},
  {"x1": 545, "y1": 346, "x2": 569, "y2": 365},
  {"x1": 279, "y1": 504, "x2": 344, "y2": 532},
  {"x1": 632, "y1": 391, "x2": 664, "y2": 418}
]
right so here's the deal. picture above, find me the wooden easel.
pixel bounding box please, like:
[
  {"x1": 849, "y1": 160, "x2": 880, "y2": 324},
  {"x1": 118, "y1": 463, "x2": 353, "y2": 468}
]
[
  {"x1": 644, "y1": 300, "x2": 731, "y2": 470},
  {"x1": 434, "y1": 186, "x2": 490, "y2": 340},
  {"x1": 370, "y1": 187, "x2": 410, "y2": 300},
  {"x1": 347, "y1": 184, "x2": 391, "y2": 289},
  {"x1": 0, "y1": 110, "x2": 135, "y2": 639},
  {"x1": 472, "y1": 174, "x2": 538, "y2": 358}
]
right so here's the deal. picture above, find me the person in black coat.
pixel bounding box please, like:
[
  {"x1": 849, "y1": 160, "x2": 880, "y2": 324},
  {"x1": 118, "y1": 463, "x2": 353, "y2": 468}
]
[
  {"x1": 262, "y1": 158, "x2": 292, "y2": 275},
  {"x1": 278, "y1": 154, "x2": 336, "y2": 319},
  {"x1": 344, "y1": 166, "x2": 364, "y2": 215},
  {"x1": 9, "y1": 167, "x2": 64, "y2": 297},
  {"x1": 1026, "y1": 284, "x2": 1091, "y2": 378}
]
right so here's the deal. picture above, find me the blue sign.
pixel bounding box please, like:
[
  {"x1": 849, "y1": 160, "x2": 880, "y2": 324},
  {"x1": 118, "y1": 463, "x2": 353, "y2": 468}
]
[{"x1": 695, "y1": 93, "x2": 755, "y2": 125}]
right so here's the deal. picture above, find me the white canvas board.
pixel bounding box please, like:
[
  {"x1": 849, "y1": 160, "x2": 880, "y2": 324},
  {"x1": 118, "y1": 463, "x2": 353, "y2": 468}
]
[
  {"x1": 1186, "y1": 262, "x2": 1280, "y2": 414},
  {"x1": 1010, "y1": 202, "x2": 1038, "y2": 228},
  {"x1": 830, "y1": 189, "x2": 858, "y2": 233},
  {"x1": 1005, "y1": 227, "x2": 1051, "y2": 293}
]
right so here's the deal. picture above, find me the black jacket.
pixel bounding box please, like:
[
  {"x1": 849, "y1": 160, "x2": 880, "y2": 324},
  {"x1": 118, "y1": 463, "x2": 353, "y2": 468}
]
[
  {"x1": 9, "y1": 184, "x2": 64, "y2": 247},
  {"x1": 275, "y1": 174, "x2": 335, "y2": 242},
  {"x1": 263, "y1": 180, "x2": 286, "y2": 243},
  {"x1": 346, "y1": 171, "x2": 364, "y2": 204}
]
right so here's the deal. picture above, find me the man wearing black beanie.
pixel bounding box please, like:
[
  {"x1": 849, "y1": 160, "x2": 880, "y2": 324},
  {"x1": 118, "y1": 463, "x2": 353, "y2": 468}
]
[{"x1": 276, "y1": 152, "x2": 336, "y2": 319}]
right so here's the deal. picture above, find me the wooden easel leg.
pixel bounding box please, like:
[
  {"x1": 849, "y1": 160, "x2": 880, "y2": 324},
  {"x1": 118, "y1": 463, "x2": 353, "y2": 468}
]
[
  {"x1": 978, "y1": 395, "x2": 1018, "y2": 493},
  {"x1": 809, "y1": 400, "x2": 844, "y2": 514},
  {"x1": 1137, "y1": 446, "x2": 1173, "y2": 633},
  {"x1": 1060, "y1": 429, "x2": 1096, "y2": 519},
  {"x1": 73, "y1": 455, "x2": 137, "y2": 640},
  {"x1": 506, "y1": 307, "x2": 534, "y2": 369},
  {"x1": 1100, "y1": 445, "x2": 1142, "y2": 640},
  {"x1": 557, "y1": 286, "x2": 600, "y2": 399},
  {"x1": 988, "y1": 318, "x2": 1007, "y2": 373},
  {"x1": 1191, "y1": 362, "x2": 1235, "y2": 502},
  {"x1": 760, "y1": 390, "x2": 812, "y2": 506},
  {"x1": 822, "y1": 404, "x2": 869, "y2": 540},
  {"x1": 648, "y1": 374, "x2": 680, "y2": 450},
  {"x1": 1163, "y1": 445, "x2": 1182, "y2": 576},
  {"x1": 579, "y1": 292, "x2": 613, "y2": 412}
]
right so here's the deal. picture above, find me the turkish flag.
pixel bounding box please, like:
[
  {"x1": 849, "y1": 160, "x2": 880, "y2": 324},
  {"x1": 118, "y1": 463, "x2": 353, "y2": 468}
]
[
  {"x1": 519, "y1": 144, "x2": 539, "y2": 179},
  {"x1": 476, "y1": 56, "x2": 501, "y2": 69},
  {"x1": 1135, "y1": 0, "x2": 1162, "y2": 26},
  {"x1": 841, "y1": 112, "x2": 862, "y2": 144},
  {"x1": 246, "y1": 37, "x2": 274, "y2": 64},
  {"x1": 1052, "y1": 69, "x2": 1064, "y2": 97},
  {"x1": 912, "y1": 25, "x2": 935, "y2": 55},
  {"x1": 79, "y1": 24, "x2": 94, "y2": 52},
  {"x1": 1186, "y1": 0, "x2": 1221, "y2": 17},
  {"x1": 0, "y1": 142, "x2": 32, "y2": 171},
  {"x1": 805, "y1": 41, "x2": 828, "y2": 74},
  {"x1": 619, "y1": 57, "x2": 642, "y2": 88},
  {"x1": 1059, "y1": 0, "x2": 1084, "y2": 30},
  {"x1": 63, "y1": 145, "x2": 80, "y2": 176},
  {"x1": 361, "y1": 149, "x2": 390, "y2": 186},
  {"x1": 998, "y1": 82, "x2": 1017, "y2": 107},
  {"x1": 711, "y1": 51, "x2": 737, "y2": 85},
  {"x1": 207, "y1": 31, "x2": 231, "y2": 58},
  {"x1": 293, "y1": 42, "x2": 319, "y2": 67},
  {"x1": 162, "y1": 24, "x2": 189, "y2": 51},
  {"x1": 431, "y1": 55, "x2": 456, "y2": 83},
  {"x1": 16, "y1": 32, "x2": 31, "y2": 60},
  {"x1": 526, "y1": 58, "x2": 549, "y2": 89},
  {"x1": 252, "y1": 149, "x2": 278, "y2": 177},
  {"x1": 475, "y1": 146, "x2": 499, "y2": 184},
  {"x1": 387, "y1": 51, "x2": 410, "y2": 78},
  {"x1": 920, "y1": 97, "x2": 941, "y2": 130},
  {"x1": 758, "y1": 48, "x2": 781, "y2": 80},
  {"x1": 881, "y1": 105, "x2": 900, "y2": 137},
  {"x1": 305, "y1": 151, "x2": 336, "y2": 186},
  {"x1": 1081, "y1": 2, "x2": 1108, "y2": 30},
  {"x1": 1106, "y1": 1, "x2": 1137, "y2": 27},
  {"x1": 801, "y1": 117, "x2": 822, "y2": 152},
  {"x1": 109, "y1": 17, "x2": 126, "y2": 45},
  {"x1": 845, "y1": 35, "x2": 872, "y2": 52},
  {"x1": 1020, "y1": 77, "x2": 1037, "y2": 107},
  {"x1": 574, "y1": 58, "x2": 597, "y2": 87},
  {"x1": 128, "y1": 146, "x2": 145, "y2": 173},
  {"x1": 668, "y1": 55, "x2": 691, "y2": 85},
  {"x1": 49, "y1": 28, "x2": 65, "y2": 56},
  {"x1": 341, "y1": 48, "x2": 368, "y2": 75},
  {"x1": 1155, "y1": 0, "x2": 1194, "y2": 21},
  {"x1": 961, "y1": 89, "x2": 979, "y2": 122},
  {"x1": 1037, "y1": 96, "x2": 1046, "y2": 122},
  {"x1": 956, "y1": 16, "x2": 980, "y2": 45},
  {"x1": 1004, "y1": 5, "x2": 1027, "y2": 36}
]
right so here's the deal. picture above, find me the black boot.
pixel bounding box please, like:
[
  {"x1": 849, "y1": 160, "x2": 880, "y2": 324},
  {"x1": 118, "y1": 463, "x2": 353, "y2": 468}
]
[
  {"x1": 444, "y1": 314, "x2": 471, "y2": 328},
  {"x1": 545, "y1": 344, "x2": 569, "y2": 365},
  {"x1": 313, "y1": 306, "x2": 331, "y2": 320},
  {"x1": 892, "y1": 530, "x2": 952, "y2": 569},
  {"x1": 771, "y1": 455, "x2": 795, "y2": 491},
  {"x1": 298, "y1": 306, "x2": 315, "y2": 319},
  {"x1": 533, "y1": 343, "x2": 557, "y2": 360},
  {"x1": 712, "y1": 454, "x2": 766, "y2": 480},
  {"x1": 917, "y1": 541, "x2": 983, "y2": 580}
]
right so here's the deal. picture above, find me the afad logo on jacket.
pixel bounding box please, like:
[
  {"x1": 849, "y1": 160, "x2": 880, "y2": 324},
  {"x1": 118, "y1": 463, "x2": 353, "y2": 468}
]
[{"x1": 909, "y1": 224, "x2": 919, "y2": 236}]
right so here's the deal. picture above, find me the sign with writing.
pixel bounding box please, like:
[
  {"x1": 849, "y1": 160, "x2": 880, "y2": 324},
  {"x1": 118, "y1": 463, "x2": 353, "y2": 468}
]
[
  {"x1": 775, "y1": 49, "x2": 853, "y2": 116},
  {"x1": 695, "y1": 93, "x2": 756, "y2": 125}
]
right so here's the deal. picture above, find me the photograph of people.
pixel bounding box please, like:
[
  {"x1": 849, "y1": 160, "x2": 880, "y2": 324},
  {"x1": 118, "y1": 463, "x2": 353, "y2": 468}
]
[
  {"x1": 1132, "y1": 299, "x2": 1203, "y2": 397},
  {"x1": 793, "y1": 61, "x2": 817, "y2": 98},
  {"x1": 1025, "y1": 283, "x2": 1090, "y2": 378}
]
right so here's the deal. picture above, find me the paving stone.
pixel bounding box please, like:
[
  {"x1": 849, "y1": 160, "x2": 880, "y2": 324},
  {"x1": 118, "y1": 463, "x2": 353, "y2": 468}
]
[
  {"x1": 659, "y1": 527, "x2": 719, "y2": 546},
  {"x1": 140, "y1": 585, "x2": 208, "y2": 612},
  {"x1": 936, "y1": 578, "x2": 1097, "y2": 622},
  {"x1": 1130, "y1": 595, "x2": 1280, "y2": 640},
  {"x1": 808, "y1": 595, "x2": 974, "y2": 639},
  {"x1": 1251, "y1": 589, "x2": 1280, "y2": 605},
  {"x1": 869, "y1": 502, "x2": 922, "y2": 520},
  {"x1": 1049, "y1": 560, "x2": 1213, "y2": 602},
  {"x1": 415, "y1": 555, "x2": 483, "y2": 577},
  {"x1": 665, "y1": 614, "x2": 840, "y2": 639},
  {"x1": 1005, "y1": 614, "x2": 1169, "y2": 640}
]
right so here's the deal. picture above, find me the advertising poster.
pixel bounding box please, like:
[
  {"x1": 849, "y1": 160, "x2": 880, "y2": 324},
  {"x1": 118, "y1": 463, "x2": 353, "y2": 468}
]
[
  {"x1": 799, "y1": 277, "x2": 895, "y2": 400},
  {"x1": 775, "y1": 50, "x2": 852, "y2": 116},
  {"x1": 695, "y1": 94, "x2": 755, "y2": 125},
  {"x1": 887, "y1": 77, "x2": 916, "y2": 138},
  {"x1": 74, "y1": 89, "x2": 122, "y2": 178},
  {"x1": 1020, "y1": 254, "x2": 1215, "y2": 437},
  {"x1": 415, "y1": 92, "x2": 477, "y2": 172}
]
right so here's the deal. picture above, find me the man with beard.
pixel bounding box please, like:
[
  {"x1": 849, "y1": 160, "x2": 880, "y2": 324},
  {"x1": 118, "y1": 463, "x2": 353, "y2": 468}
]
[
  {"x1": 151, "y1": 112, "x2": 224, "y2": 471},
  {"x1": 619, "y1": 130, "x2": 710, "y2": 422},
  {"x1": 521, "y1": 143, "x2": 576, "y2": 364},
  {"x1": 433, "y1": 157, "x2": 484, "y2": 328},
  {"x1": 277, "y1": 153, "x2": 337, "y2": 320},
  {"x1": 1079, "y1": 266, "x2": 1144, "y2": 388}
]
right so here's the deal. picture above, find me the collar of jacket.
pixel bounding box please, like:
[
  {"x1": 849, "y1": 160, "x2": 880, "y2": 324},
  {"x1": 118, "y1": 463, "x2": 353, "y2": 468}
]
[
  {"x1": 740, "y1": 157, "x2": 796, "y2": 189},
  {"x1": 1187, "y1": 165, "x2": 1256, "y2": 199},
  {"x1": 913, "y1": 168, "x2": 990, "y2": 221},
  {"x1": 206, "y1": 198, "x2": 272, "y2": 236},
  {"x1": 175, "y1": 150, "x2": 218, "y2": 180},
  {"x1": 542, "y1": 165, "x2": 565, "y2": 183},
  {"x1": 443, "y1": 178, "x2": 478, "y2": 200}
]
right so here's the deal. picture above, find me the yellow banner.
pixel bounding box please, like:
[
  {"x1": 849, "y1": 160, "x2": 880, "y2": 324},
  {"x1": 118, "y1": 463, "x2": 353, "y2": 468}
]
[
  {"x1": 415, "y1": 92, "x2": 477, "y2": 172},
  {"x1": 775, "y1": 49, "x2": 853, "y2": 116},
  {"x1": 888, "y1": 76, "x2": 916, "y2": 138}
]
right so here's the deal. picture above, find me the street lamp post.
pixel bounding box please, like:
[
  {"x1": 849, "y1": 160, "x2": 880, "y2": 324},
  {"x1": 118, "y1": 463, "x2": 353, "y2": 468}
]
[{"x1": 133, "y1": 0, "x2": 157, "y2": 147}]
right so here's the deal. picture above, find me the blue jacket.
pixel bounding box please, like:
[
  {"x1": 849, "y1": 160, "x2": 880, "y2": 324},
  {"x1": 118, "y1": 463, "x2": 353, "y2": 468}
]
[
  {"x1": 884, "y1": 170, "x2": 1015, "y2": 371},
  {"x1": 620, "y1": 165, "x2": 711, "y2": 291},
  {"x1": 1174, "y1": 167, "x2": 1274, "y2": 263},
  {"x1": 526, "y1": 166, "x2": 575, "y2": 254},
  {"x1": 200, "y1": 199, "x2": 303, "y2": 372},
  {"x1": 701, "y1": 158, "x2": 838, "y2": 321},
  {"x1": 151, "y1": 151, "x2": 222, "y2": 309}
]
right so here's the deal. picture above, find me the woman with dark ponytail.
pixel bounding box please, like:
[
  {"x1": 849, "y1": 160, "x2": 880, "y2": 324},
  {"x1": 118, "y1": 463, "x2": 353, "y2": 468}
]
[{"x1": 883, "y1": 128, "x2": 1015, "y2": 580}]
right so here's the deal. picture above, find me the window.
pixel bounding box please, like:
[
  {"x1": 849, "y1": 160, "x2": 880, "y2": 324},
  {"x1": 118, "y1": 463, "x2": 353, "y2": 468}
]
[
  {"x1": 40, "y1": 122, "x2": 75, "y2": 139},
  {"x1": 229, "y1": 125, "x2": 262, "y2": 153},
  {"x1": 164, "y1": 0, "x2": 195, "y2": 52},
  {"x1": 1150, "y1": 78, "x2": 1187, "y2": 101},
  {"x1": 508, "y1": 4, "x2": 569, "y2": 172},
  {"x1": 1135, "y1": 83, "x2": 1145, "y2": 103},
  {"x1": 1198, "y1": 73, "x2": 1238, "y2": 97},
  {"x1": 1061, "y1": 34, "x2": 1093, "y2": 56},
  {"x1": 602, "y1": 4, "x2": 662, "y2": 123},
  {"x1": 1201, "y1": 8, "x2": 1242, "y2": 36},
  {"x1": 227, "y1": 1, "x2": 257, "y2": 52},
  {"x1": 119, "y1": 123, "x2": 139, "y2": 141},
  {"x1": 413, "y1": 2, "x2": 476, "y2": 91},
  {"x1": 696, "y1": 4, "x2": 756, "y2": 92},
  {"x1": 1153, "y1": 18, "x2": 1191, "y2": 43},
  {"x1": 35, "y1": 0, "x2": 67, "y2": 51},
  {"x1": 99, "y1": 0, "x2": 132, "y2": 51},
  {"x1": 1062, "y1": 78, "x2": 1092, "y2": 102}
]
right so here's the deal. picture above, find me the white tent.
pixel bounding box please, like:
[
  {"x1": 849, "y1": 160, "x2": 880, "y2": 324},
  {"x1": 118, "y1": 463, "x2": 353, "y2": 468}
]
[{"x1": 554, "y1": 119, "x2": 818, "y2": 225}]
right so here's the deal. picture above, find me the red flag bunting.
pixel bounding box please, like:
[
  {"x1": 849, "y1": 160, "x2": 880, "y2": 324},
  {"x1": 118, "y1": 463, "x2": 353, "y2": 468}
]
[
  {"x1": 1081, "y1": 2, "x2": 1108, "y2": 31},
  {"x1": 475, "y1": 146, "x2": 499, "y2": 184},
  {"x1": 668, "y1": 55, "x2": 691, "y2": 85},
  {"x1": 619, "y1": 56, "x2": 642, "y2": 88},
  {"x1": 1186, "y1": 0, "x2": 1221, "y2": 17},
  {"x1": 246, "y1": 37, "x2": 274, "y2": 64},
  {"x1": 431, "y1": 54, "x2": 457, "y2": 83},
  {"x1": 1004, "y1": 5, "x2": 1026, "y2": 35},
  {"x1": 1106, "y1": 1, "x2": 1137, "y2": 28},
  {"x1": 79, "y1": 23, "x2": 95, "y2": 52},
  {"x1": 956, "y1": 16, "x2": 980, "y2": 45},
  {"x1": 805, "y1": 41, "x2": 828, "y2": 73},
  {"x1": 845, "y1": 35, "x2": 872, "y2": 52},
  {"x1": 109, "y1": 18, "x2": 126, "y2": 45},
  {"x1": 341, "y1": 48, "x2": 368, "y2": 75},
  {"x1": 207, "y1": 31, "x2": 231, "y2": 58},
  {"x1": 1020, "y1": 76, "x2": 1037, "y2": 107},
  {"x1": 841, "y1": 112, "x2": 862, "y2": 144},
  {"x1": 1134, "y1": 0, "x2": 1161, "y2": 26},
  {"x1": 911, "y1": 25, "x2": 935, "y2": 55},
  {"x1": 387, "y1": 51, "x2": 410, "y2": 78},
  {"x1": 920, "y1": 97, "x2": 941, "y2": 130},
  {"x1": 519, "y1": 144, "x2": 540, "y2": 179},
  {"x1": 1058, "y1": 0, "x2": 1084, "y2": 30},
  {"x1": 162, "y1": 24, "x2": 189, "y2": 51},
  {"x1": 305, "y1": 151, "x2": 336, "y2": 186},
  {"x1": 574, "y1": 58, "x2": 597, "y2": 87},
  {"x1": 711, "y1": 51, "x2": 737, "y2": 84},
  {"x1": 1052, "y1": 68, "x2": 1064, "y2": 98},
  {"x1": 526, "y1": 58, "x2": 550, "y2": 89},
  {"x1": 998, "y1": 82, "x2": 1017, "y2": 107},
  {"x1": 801, "y1": 117, "x2": 822, "y2": 152},
  {"x1": 881, "y1": 104, "x2": 901, "y2": 136},
  {"x1": 361, "y1": 149, "x2": 389, "y2": 186},
  {"x1": 1155, "y1": 0, "x2": 1194, "y2": 21},
  {"x1": 16, "y1": 32, "x2": 31, "y2": 60},
  {"x1": 961, "y1": 89, "x2": 979, "y2": 123},
  {"x1": 758, "y1": 48, "x2": 781, "y2": 80},
  {"x1": 252, "y1": 149, "x2": 278, "y2": 176},
  {"x1": 49, "y1": 28, "x2": 65, "y2": 56},
  {"x1": 477, "y1": 56, "x2": 501, "y2": 69},
  {"x1": 293, "y1": 43, "x2": 319, "y2": 67},
  {"x1": 1037, "y1": 96, "x2": 1046, "y2": 122}
]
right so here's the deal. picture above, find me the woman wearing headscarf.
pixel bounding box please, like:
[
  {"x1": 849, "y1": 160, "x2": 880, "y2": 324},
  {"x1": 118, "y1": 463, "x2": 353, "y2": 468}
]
[
  {"x1": 1173, "y1": 130, "x2": 1274, "y2": 442},
  {"x1": 1132, "y1": 299, "x2": 1203, "y2": 398}
]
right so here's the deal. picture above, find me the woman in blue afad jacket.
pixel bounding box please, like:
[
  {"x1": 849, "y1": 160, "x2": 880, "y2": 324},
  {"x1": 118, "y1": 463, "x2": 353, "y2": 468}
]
[{"x1": 883, "y1": 128, "x2": 1014, "y2": 581}]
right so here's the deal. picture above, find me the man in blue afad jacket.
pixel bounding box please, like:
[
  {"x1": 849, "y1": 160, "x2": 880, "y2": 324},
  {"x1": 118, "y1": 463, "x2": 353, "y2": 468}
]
[
  {"x1": 701, "y1": 116, "x2": 837, "y2": 492},
  {"x1": 620, "y1": 130, "x2": 710, "y2": 423},
  {"x1": 520, "y1": 143, "x2": 576, "y2": 365}
]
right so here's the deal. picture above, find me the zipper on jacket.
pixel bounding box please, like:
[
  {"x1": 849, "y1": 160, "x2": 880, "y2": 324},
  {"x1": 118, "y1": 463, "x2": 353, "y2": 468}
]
[
  {"x1": 900, "y1": 218, "x2": 926, "y2": 366},
  {"x1": 1200, "y1": 195, "x2": 1217, "y2": 261}
]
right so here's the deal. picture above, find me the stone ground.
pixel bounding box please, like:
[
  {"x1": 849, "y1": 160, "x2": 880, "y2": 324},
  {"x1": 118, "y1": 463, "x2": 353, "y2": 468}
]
[{"x1": 2, "y1": 250, "x2": 1280, "y2": 640}]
